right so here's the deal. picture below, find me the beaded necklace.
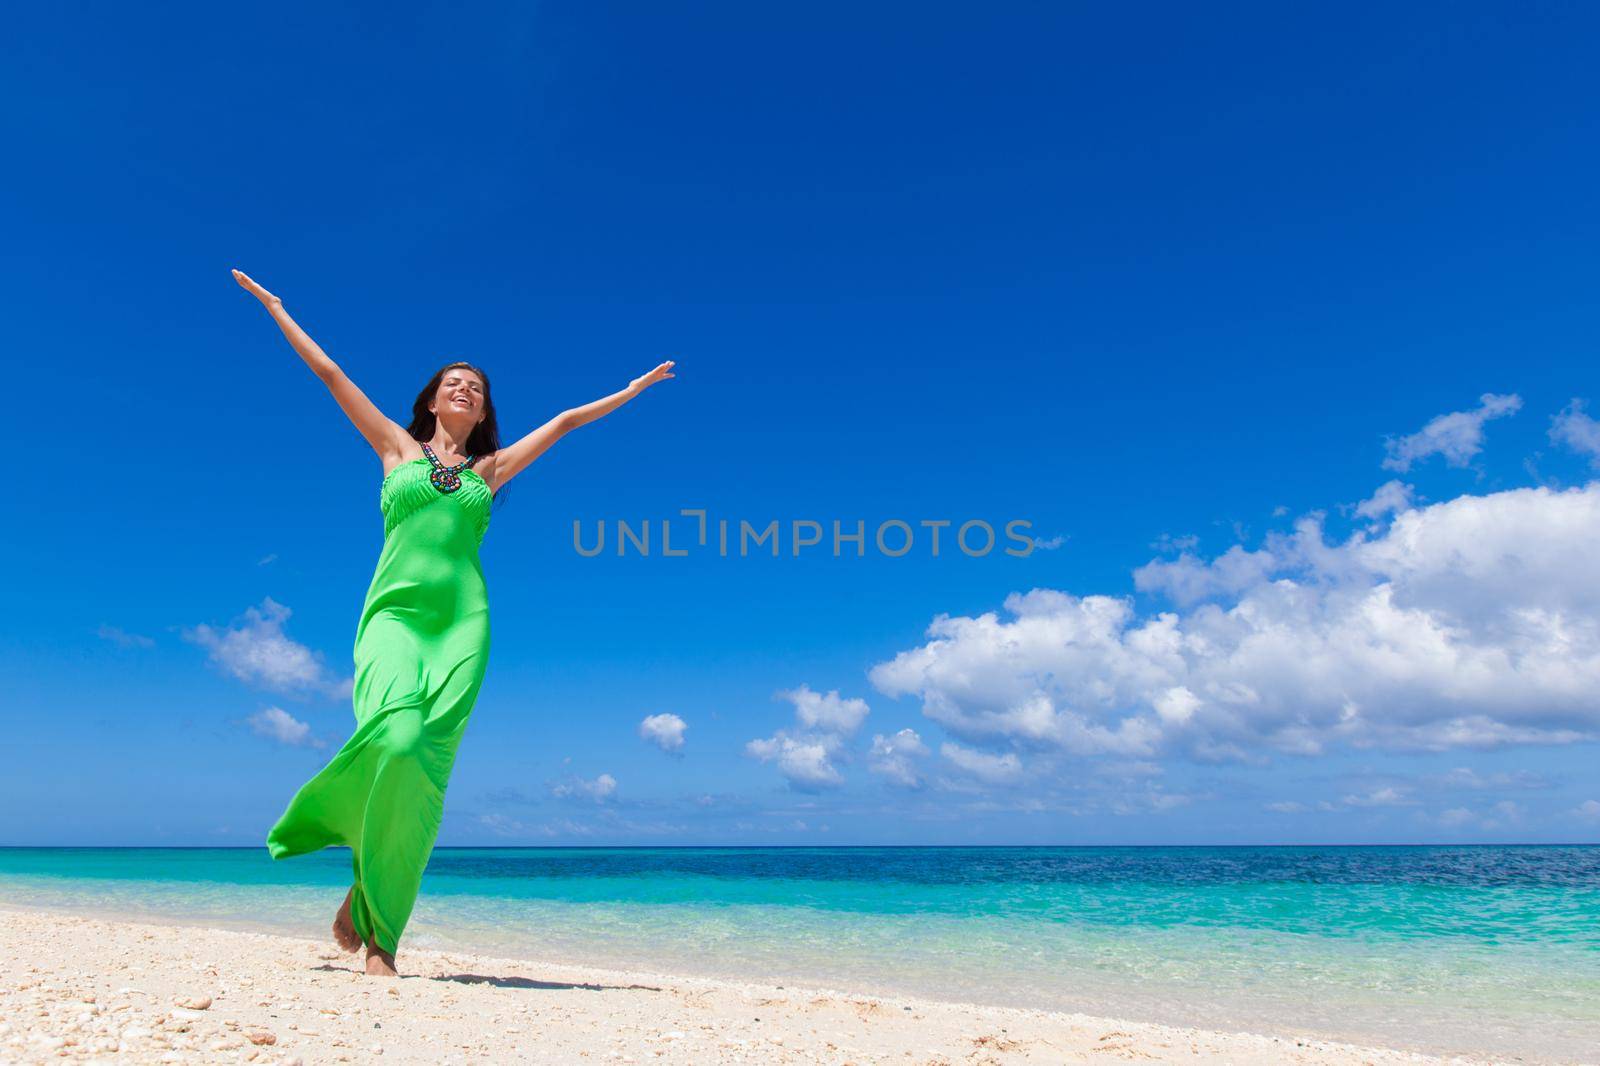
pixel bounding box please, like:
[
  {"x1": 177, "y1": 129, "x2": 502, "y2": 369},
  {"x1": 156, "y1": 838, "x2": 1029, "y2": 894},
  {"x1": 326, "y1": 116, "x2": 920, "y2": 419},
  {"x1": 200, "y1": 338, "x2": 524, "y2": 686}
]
[{"x1": 421, "y1": 441, "x2": 478, "y2": 494}]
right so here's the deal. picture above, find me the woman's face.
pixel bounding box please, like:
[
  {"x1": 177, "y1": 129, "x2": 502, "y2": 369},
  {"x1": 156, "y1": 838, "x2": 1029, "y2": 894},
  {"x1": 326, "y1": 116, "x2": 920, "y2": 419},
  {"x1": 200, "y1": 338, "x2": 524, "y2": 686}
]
[{"x1": 433, "y1": 369, "x2": 486, "y2": 422}]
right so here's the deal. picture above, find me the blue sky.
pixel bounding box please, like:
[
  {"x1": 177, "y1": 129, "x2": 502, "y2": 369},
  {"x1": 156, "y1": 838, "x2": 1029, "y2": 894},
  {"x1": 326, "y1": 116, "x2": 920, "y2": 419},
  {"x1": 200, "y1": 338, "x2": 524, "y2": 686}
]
[{"x1": 4, "y1": 1, "x2": 1600, "y2": 846}]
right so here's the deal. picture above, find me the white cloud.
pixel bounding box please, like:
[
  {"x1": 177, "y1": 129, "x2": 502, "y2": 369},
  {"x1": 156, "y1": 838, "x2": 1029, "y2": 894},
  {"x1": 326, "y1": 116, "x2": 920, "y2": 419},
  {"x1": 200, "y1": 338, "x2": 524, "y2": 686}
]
[
  {"x1": 1154, "y1": 686, "x2": 1200, "y2": 725},
  {"x1": 1133, "y1": 541, "x2": 1286, "y2": 606},
  {"x1": 746, "y1": 684, "x2": 872, "y2": 791},
  {"x1": 1153, "y1": 533, "x2": 1200, "y2": 553},
  {"x1": 96, "y1": 624, "x2": 154, "y2": 649},
  {"x1": 744, "y1": 732, "x2": 845, "y2": 791},
  {"x1": 1341, "y1": 786, "x2": 1413, "y2": 808},
  {"x1": 1428, "y1": 767, "x2": 1548, "y2": 792},
  {"x1": 868, "y1": 728, "x2": 929, "y2": 788},
  {"x1": 1354, "y1": 479, "x2": 1415, "y2": 520},
  {"x1": 778, "y1": 684, "x2": 870, "y2": 735},
  {"x1": 1550, "y1": 398, "x2": 1600, "y2": 467},
  {"x1": 940, "y1": 741, "x2": 1023, "y2": 785},
  {"x1": 477, "y1": 812, "x2": 527, "y2": 836},
  {"x1": 639, "y1": 713, "x2": 687, "y2": 752},
  {"x1": 870, "y1": 480, "x2": 1600, "y2": 765},
  {"x1": 1485, "y1": 799, "x2": 1523, "y2": 826},
  {"x1": 184, "y1": 597, "x2": 349, "y2": 697},
  {"x1": 247, "y1": 706, "x2": 323, "y2": 748},
  {"x1": 1572, "y1": 799, "x2": 1600, "y2": 822},
  {"x1": 552, "y1": 773, "x2": 617, "y2": 802},
  {"x1": 1381, "y1": 392, "x2": 1521, "y2": 472},
  {"x1": 1440, "y1": 799, "x2": 1526, "y2": 832},
  {"x1": 1121, "y1": 790, "x2": 1193, "y2": 814}
]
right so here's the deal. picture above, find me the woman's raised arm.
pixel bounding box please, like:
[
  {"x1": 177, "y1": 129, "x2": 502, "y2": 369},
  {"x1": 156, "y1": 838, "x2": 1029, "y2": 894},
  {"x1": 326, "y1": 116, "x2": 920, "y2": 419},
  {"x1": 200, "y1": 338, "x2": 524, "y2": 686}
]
[
  {"x1": 490, "y1": 361, "x2": 675, "y2": 492},
  {"x1": 232, "y1": 269, "x2": 409, "y2": 463}
]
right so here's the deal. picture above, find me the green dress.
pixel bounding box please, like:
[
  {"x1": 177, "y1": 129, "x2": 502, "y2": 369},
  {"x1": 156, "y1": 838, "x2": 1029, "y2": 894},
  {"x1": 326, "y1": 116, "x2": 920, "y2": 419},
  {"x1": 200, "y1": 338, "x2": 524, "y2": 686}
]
[{"x1": 265, "y1": 452, "x2": 493, "y2": 956}]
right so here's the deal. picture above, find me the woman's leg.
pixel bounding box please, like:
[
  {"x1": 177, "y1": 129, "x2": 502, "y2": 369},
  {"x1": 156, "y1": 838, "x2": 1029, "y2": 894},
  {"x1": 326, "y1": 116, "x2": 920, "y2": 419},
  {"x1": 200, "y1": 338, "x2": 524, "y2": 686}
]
[
  {"x1": 347, "y1": 705, "x2": 445, "y2": 974},
  {"x1": 333, "y1": 886, "x2": 361, "y2": 953},
  {"x1": 365, "y1": 934, "x2": 398, "y2": 977}
]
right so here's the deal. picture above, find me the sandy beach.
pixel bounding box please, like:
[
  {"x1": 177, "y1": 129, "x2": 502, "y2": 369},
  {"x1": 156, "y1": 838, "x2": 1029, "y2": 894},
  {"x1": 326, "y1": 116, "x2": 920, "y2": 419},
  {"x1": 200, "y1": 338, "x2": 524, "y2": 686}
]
[{"x1": 0, "y1": 905, "x2": 1526, "y2": 1066}]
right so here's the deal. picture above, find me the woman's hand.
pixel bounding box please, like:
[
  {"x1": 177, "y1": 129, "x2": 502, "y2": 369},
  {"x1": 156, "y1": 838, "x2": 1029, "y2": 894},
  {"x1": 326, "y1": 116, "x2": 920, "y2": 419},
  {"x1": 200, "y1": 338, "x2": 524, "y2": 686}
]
[
  {"x1": 232, "y1": 268, "x2": 282, "y2": 308},
  {"x1": 629, "y1": 360, "x2": 676, "y2": 393}
]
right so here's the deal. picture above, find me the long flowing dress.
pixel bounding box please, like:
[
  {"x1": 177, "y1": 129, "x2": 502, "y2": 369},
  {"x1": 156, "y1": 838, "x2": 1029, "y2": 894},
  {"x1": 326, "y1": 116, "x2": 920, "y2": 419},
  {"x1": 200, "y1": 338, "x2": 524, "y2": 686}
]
[{"x1": 265, "y1": 453, "x2": 492, "y2": 956}]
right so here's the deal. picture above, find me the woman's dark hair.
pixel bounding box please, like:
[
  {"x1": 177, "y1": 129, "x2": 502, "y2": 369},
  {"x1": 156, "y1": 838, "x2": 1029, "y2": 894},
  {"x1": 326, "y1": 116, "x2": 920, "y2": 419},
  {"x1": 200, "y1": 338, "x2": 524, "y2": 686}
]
[{"x1": 404, "y1": 360, "x2": 508, "y2": 509}]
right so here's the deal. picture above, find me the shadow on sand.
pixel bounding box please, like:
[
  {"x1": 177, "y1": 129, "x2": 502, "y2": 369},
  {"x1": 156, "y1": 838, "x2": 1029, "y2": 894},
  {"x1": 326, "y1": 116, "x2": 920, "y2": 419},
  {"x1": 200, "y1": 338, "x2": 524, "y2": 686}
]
[
  {"x1": 436, "y1": 972, "x2": 664, "y2": 993},
  {"x1": 310, "y1": 963, "x2": 662, "y2": 993}
]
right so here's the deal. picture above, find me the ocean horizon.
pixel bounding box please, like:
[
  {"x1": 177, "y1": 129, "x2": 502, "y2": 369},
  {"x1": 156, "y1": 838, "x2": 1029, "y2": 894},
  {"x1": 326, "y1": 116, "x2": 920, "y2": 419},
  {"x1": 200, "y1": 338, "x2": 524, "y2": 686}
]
[{"x1": 3, "y1": 844, "x2": 1596, "y2": 1061}]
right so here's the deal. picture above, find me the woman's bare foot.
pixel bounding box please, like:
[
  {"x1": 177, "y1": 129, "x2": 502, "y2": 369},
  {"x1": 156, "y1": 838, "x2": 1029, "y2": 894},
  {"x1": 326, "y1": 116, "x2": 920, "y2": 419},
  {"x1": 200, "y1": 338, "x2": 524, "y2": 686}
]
[
  {"x1": 333, "y1": 887, "x2": 360, "y2": 953},
  {"x1": 365, "y1": 940, "x2": 398, "y2": 977}
]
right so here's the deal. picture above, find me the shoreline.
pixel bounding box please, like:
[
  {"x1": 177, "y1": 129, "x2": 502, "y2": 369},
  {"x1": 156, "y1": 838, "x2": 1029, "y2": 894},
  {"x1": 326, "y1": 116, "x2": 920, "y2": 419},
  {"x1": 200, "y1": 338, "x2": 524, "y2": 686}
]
[{"x1": 0, "y1": 903, "x2": 1537, "y2": 1065}]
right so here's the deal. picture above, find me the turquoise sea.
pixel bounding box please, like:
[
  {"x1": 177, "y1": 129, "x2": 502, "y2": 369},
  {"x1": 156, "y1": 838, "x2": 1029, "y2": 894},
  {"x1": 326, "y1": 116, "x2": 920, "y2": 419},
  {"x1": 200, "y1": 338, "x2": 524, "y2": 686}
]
[{"x1": 2, "y1": 845, "x2": 1596, "y2": 1061}]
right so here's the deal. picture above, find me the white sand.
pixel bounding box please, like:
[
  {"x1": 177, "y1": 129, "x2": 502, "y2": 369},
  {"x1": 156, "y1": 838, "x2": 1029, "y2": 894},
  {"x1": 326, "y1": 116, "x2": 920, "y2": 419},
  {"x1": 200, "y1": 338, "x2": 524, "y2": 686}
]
[{"x1": 0, "y1": 905, "x2": 1520, "y2": 1065}]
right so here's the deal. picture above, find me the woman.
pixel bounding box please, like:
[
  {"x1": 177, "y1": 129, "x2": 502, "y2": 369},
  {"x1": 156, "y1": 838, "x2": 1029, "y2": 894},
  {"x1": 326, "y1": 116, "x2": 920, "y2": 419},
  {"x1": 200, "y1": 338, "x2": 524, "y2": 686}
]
[{"x1": 232, "y1": 268, "x2": 674, "y2": 976}]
